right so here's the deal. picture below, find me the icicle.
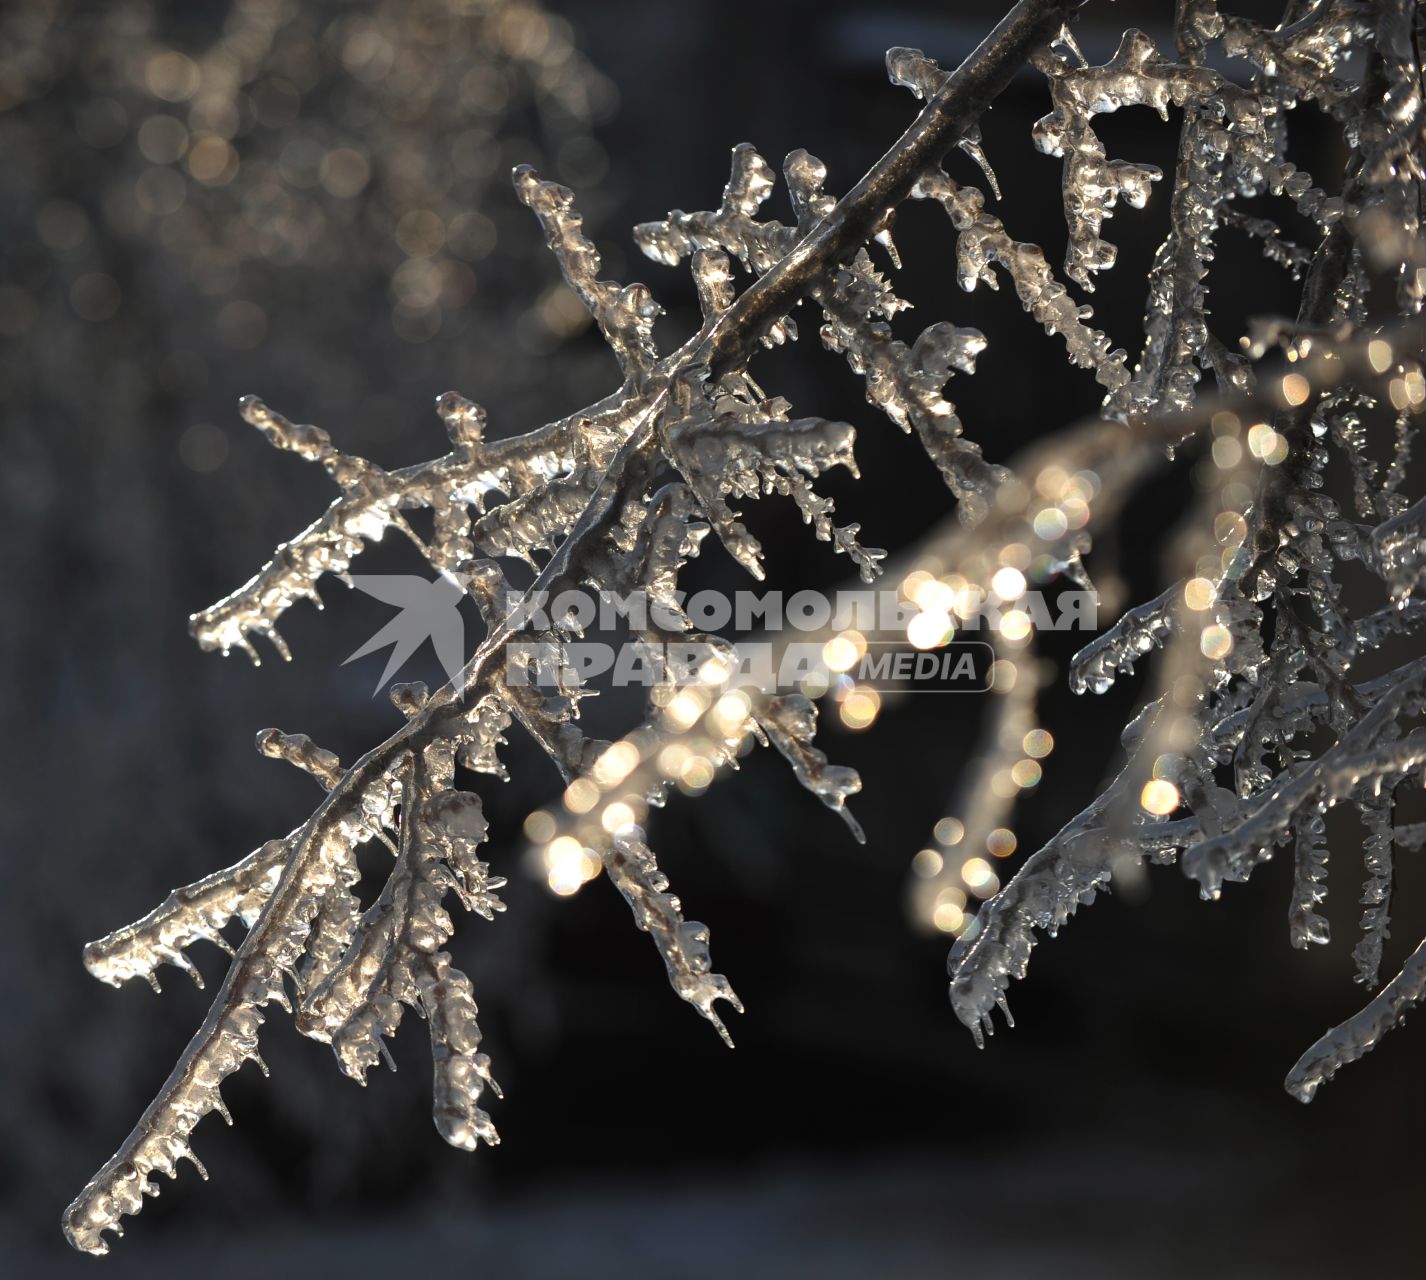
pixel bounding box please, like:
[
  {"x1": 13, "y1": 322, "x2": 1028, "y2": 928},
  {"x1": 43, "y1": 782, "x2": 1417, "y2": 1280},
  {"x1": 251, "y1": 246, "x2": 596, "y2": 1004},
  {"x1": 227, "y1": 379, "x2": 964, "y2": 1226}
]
[
  {"x1": 255, "y1": 729, "x2": 342, "y2": 789},
  {"x1": 1288, "y1": 813, "x2": 1331, "y2": 948},
  {"x1": 758, "y1": 694, "x2": 865, "y2": 841},
  {"x1": 604, "y1": 834, "x2": 744, "y2": 1047},
  {"x1": 1352, "y1": 792, "x2": 1396, "y2": 987}
]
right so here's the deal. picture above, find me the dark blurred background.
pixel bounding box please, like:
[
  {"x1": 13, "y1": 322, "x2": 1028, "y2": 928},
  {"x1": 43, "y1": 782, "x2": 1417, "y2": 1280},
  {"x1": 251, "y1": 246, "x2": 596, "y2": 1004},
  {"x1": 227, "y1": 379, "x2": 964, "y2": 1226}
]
[{"x1": 3, "y1": 1, "x2": 1424, "y2": 1275}]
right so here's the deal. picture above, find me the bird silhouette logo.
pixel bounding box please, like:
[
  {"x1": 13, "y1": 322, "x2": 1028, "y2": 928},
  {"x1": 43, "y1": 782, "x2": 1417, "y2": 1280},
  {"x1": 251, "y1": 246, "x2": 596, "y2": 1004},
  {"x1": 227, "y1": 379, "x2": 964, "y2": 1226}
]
[{"x1": 344, "y1": 572, "x2": 469, "y2": 693}]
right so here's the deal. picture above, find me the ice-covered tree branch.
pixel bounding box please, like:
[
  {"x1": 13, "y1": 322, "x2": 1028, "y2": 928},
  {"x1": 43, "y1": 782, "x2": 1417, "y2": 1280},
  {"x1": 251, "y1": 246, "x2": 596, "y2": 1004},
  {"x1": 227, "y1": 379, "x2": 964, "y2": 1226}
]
[{"x1": 65, "y1": 0, "x2": 1426, "y2": 1255}]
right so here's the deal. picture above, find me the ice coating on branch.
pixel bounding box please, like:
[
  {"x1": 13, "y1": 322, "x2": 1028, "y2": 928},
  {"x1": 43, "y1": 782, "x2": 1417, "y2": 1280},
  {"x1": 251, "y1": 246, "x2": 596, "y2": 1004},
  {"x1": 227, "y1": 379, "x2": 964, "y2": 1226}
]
[
  {"x1": 1354, "y1": 597, "x2": 1426, "y2": 650},
  {"x1": 64, "y1": 789, "x2": 376, "y2": 1252},
  {"x1": 1032, "y1": 30, "x2": 1198, "y2": 287},
  {"x1": 784, "y1": 149, "x2": 836, "y2": 230},
  {"x1": 1031, "y1": 18, "x2": 1340, "y2": 418},
  {"x1": 473, "y1": 471, "x2": 602, "y2": 564},
  {"x1": 634, "y1": 143, "x2": 787, "y2": 274},
  {"x1": 911, "y1": 640, "x2": 1041, "y2": 928},
  {"x1": 691, "y1": 249, "x2": 736, "y2": 319},
  {"x1": 75, "y1": 11, "x2": 974, "y2": 1240},
  {"x1": 912, "y1": 169, "x2": 1130, "y2": 394},
  {"x1": 949, "y1": 835, "x2": 1109, "y2": 1048},
  {"x1": 821, "y1": 296, "x2": 1004, "y2": 521},
  {"x1": 1352, "y1": 792, "x2": 1396, "y2": 987},
  {"x1": 81, "y1": 842, "x2": 288, "y2": 994},
  {"x1": 885, "y1": 48, "x2": 1000, "y2": 194},
  {"x1": 886, "y1": 47, "x2": 948, "y2": 101},
  {"x1": 66, "y1": 0, "x2": 1426, "y2": 1251},
  {"x1": 515, "y1": 165, "x2": 662, "y2": 381},
  {"x1": 633, "y1": 125, "x2": 1143, "y2": 528},
  {"x1": 1183, "y1": 678, "x2": 1426, "y2": 901},
  {"x1": 456, "y1": 695, "x2": 517, "y2": 781},
  {"x1": 604, "y1": 835, "x2": 744, "y2": 1047},
  {"x1": 255, "y1": 729, "x2": 342, "y2": 789},
  {"x1": 1226, "y1": 211, "x2": 1311, "y2": 278},
  {"x1": 1286, "y1": 934, "x2": 1426, "y2": 1103},
  {"x1": 955, "y1": 307, "x2": 1426, "y2": 1090},
  {"x1": 1069, "y1": 585, "x2": 1178, "y2": 694},
  {"x1": 300, "y1": 766, "x2": 505, "y2": 1157},
  {"x1": 759, "y1": 694, "x2": 866, "y2": 842},
  {"x1": 189, "y1": 388, "x2": 595, "y2": 661},
  {"x1": 1373, "y1": 494, "x2": 1426, "y2": 602},
  {"x1": 665, "y1": 380, "x2": 883, "y2": 581},
  {"x1": 946, "y1": 696, "x2": 1201, "y2": 1045},
  {"x1": 636, "y1": 144, "x2": 1009, "y2": 519},
  {"x1": 621, "y1": 483, "x2": 711, "y2": 624},
  {"x1": 436, "y1": 391, "x2": 487, "y2": 449}
]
